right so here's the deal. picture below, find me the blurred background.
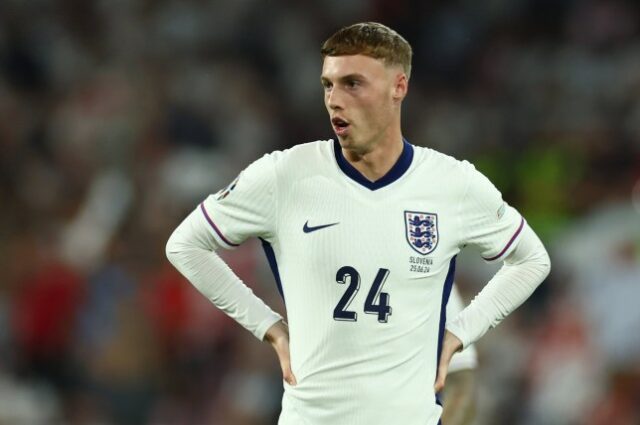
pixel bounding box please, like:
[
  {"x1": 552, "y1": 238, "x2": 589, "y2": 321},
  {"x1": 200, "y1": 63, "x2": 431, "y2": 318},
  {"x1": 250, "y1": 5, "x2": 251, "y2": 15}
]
[{"x1": 1, "y1": 0, "x2": 640, "y2": 424}]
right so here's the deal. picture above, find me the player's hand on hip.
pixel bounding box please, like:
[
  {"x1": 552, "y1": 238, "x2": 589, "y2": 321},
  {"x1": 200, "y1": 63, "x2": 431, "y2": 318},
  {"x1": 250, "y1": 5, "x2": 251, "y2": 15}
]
[
  {"x1": 434, "y1": 330, "x2": 463, "y2": 393},
  {"x1": 265, "y1": 320, "x2": 297, "y2": 386}
]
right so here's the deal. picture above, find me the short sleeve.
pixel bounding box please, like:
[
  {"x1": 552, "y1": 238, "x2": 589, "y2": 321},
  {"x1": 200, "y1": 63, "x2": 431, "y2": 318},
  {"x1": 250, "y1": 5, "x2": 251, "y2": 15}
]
[
  {"x1": 200, "y1": 154, "x2": 277, "y2": 248},
  {"x1": 459, "y1": 163, "x2": 524, "y2": 262}
]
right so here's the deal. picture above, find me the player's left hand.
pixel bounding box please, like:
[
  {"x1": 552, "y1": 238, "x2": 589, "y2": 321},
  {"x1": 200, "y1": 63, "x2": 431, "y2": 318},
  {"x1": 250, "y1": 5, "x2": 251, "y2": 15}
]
[
  {"x1": 434, "y1": 330, "x2": 463, "y2": 393},
  {"x1": 265, "y1": 320, "x2": 297, "y2": 386}
]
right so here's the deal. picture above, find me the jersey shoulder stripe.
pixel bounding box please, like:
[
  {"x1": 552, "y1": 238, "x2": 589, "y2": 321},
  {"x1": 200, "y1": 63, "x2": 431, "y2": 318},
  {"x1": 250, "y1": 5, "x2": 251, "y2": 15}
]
[
  {"x1": 482, "y1": 216, "x2": 525, "y2": 261},
  {"x1": 200, "y1": 202, "x2": 239, "y2": 247}
]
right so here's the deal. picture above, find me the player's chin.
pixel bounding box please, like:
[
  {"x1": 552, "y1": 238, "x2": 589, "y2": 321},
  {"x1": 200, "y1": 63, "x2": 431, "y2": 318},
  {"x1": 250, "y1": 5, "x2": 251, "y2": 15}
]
[{"x1": 335, "y1": 132, "x2": 355, "y2": 148}]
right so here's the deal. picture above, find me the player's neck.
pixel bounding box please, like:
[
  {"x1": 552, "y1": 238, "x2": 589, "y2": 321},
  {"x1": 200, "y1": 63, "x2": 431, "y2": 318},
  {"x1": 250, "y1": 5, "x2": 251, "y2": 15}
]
[{"x1": 342, "y1": 134, "x2": 405, "y2": 182}]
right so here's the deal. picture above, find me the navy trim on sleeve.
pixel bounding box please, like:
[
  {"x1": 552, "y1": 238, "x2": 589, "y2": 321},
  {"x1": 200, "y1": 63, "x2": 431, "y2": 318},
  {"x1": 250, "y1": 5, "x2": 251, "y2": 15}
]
[
  {"x1": 483, "y1": 216, "x2": 525, "y2": 261},
  {"x1": 200, "y1": 202, "x2": 240, "y2": 247}
]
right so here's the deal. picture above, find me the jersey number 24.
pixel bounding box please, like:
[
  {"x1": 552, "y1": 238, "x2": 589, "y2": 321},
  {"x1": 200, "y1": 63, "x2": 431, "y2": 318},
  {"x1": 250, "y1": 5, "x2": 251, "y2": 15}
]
[{"x1": 333, "y1": 267, "x2": 392, "y2": 323}]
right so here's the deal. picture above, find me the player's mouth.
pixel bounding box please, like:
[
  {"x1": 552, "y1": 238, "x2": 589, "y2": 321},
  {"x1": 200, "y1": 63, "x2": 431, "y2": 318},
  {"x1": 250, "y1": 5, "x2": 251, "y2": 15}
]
[{"x1": 331, "y1": 117, "x2": 350, "y2": 136}]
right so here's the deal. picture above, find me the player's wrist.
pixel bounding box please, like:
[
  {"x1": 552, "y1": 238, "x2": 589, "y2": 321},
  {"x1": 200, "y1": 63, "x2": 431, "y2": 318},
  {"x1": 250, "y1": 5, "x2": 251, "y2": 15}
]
[
  {"x1": 264, "y1": 320, "x2": 289, "y2": 345},
  {"x1": 443, "y1": 330, "x2": 463, "y2": 354}
]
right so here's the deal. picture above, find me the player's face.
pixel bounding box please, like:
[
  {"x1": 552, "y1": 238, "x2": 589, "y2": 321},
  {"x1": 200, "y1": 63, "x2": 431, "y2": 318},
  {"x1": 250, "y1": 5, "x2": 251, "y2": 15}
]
[{"x1": 321, "y1": 54, "x2": 406, "y2": 153}]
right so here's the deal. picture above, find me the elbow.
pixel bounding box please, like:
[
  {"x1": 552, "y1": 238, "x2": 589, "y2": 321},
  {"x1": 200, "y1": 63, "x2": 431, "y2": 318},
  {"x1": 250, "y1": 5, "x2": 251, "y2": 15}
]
[
  {"x1": 165, "y1": 228, "x2": 182, "y2": 266},
  {"x1": 542, "y1": 250, "x2": 551, "y2": 278},
  {"x1": 537, "y1": 248, "x2": 551, "y2": 283},
  {"x1": 165, "y1": 221, "x2": 212, "y2": 267},
  {"x1": 165, "y1": 209, "x2": 216, "y2": 268}
]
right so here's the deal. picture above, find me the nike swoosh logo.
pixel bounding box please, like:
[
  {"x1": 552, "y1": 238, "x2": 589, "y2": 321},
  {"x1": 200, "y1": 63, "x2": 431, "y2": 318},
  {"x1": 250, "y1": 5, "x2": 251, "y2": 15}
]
[{"x1": 303, "y1": 220, "x2": 339, "y2": 233}]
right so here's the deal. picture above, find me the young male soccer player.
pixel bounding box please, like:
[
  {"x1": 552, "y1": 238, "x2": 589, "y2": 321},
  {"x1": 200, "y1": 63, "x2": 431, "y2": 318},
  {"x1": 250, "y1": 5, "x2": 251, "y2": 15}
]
[{"x1": 166, "y1": 22, "x2": 550, "y2": 425}]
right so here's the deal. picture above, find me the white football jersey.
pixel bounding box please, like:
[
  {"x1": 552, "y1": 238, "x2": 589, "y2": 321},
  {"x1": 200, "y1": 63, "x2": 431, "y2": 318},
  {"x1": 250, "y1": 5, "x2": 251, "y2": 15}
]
[{"x1": 201, "y1": 139, "x2": 522, "y2": 425}]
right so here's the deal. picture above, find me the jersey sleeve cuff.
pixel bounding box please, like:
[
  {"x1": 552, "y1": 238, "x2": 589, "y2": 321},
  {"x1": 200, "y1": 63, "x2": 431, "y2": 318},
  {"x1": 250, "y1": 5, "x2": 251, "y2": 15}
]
[
  {"x1": 255, "y1": 313, "x2": 284, "y2": 341},
  {"x1": 445, "y1": 323, "x2": 471, "y2": 350},
  {"x1": 445, "y1": 307, "x2": 492, "y2": 350},
  {"x1": 448, "y1": 345, "x2": 479, "y2": 373}
]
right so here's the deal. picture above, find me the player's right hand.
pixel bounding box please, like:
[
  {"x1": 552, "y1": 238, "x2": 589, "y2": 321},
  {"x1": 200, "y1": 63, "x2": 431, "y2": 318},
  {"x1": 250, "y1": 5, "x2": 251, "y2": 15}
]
[
  {"x1": 265, "y1": 320, "x2": 297, "y2": 386},
  {"x1": 434, "y1": 330, "x2": 463, "y2": 393}
]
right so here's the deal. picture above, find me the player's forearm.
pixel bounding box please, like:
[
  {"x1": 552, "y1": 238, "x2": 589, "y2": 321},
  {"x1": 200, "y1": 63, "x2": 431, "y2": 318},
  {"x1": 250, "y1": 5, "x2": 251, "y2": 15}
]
[
  {"x1": 166, "y1": 208, "x2": 282, "y2": 340},
  {"x1": 447, "y1": 223, "x2": 550, "y2": 347}
]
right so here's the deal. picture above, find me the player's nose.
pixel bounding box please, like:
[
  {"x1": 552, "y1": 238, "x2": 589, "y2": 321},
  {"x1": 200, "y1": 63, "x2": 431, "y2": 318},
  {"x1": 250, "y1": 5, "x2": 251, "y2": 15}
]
[{"x1": 326, "y1": 87, "x2": 344, "y2": 110}]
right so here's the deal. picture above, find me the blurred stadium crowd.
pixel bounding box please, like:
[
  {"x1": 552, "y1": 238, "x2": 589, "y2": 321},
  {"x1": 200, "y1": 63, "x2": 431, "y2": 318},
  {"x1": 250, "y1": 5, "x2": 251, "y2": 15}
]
[{"x1": 1, "y1": 0, "x2": 640, "y2": 424}]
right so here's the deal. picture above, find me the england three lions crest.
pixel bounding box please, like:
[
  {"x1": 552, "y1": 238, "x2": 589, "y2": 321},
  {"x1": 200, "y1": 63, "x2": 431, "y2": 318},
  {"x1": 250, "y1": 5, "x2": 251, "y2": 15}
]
[{"x1": 404, "y1": 211, "x2": 438, "y2": 255}]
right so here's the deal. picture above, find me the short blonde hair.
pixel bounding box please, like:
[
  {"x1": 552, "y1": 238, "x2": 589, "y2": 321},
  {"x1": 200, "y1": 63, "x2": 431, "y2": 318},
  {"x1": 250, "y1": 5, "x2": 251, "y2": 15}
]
[{"x1": 321, "y1": 22, "x2": 413, "y2": 79}]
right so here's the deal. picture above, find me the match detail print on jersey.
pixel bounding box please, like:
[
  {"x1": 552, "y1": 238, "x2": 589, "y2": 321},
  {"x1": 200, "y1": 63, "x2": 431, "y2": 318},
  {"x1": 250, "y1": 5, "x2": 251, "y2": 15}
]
[{"x1": 303, "y1": 221, "x2": 340, "y2": 233}]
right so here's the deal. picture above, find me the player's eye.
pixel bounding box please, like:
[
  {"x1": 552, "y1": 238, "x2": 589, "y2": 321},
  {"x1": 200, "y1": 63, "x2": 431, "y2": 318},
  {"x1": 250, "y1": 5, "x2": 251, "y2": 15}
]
[
  {"x1": 346, "y1": 79, "x2": 360, "y2": 89},
  {"x1": 322, "y1": 81, "x2": 333, "y2": 90}
]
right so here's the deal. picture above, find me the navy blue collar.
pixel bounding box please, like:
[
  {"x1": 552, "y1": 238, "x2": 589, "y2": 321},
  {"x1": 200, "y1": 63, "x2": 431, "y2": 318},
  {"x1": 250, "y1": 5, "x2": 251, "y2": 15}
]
[{"x1": 333, "y1": 139, "x2": 414, "y2": 191}]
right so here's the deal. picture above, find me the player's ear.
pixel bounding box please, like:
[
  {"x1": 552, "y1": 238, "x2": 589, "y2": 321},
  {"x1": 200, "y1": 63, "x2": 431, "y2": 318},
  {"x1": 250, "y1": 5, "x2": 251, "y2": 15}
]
[{"x1": 392, "y1": 72, "x2": 408, "y2": 103}]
